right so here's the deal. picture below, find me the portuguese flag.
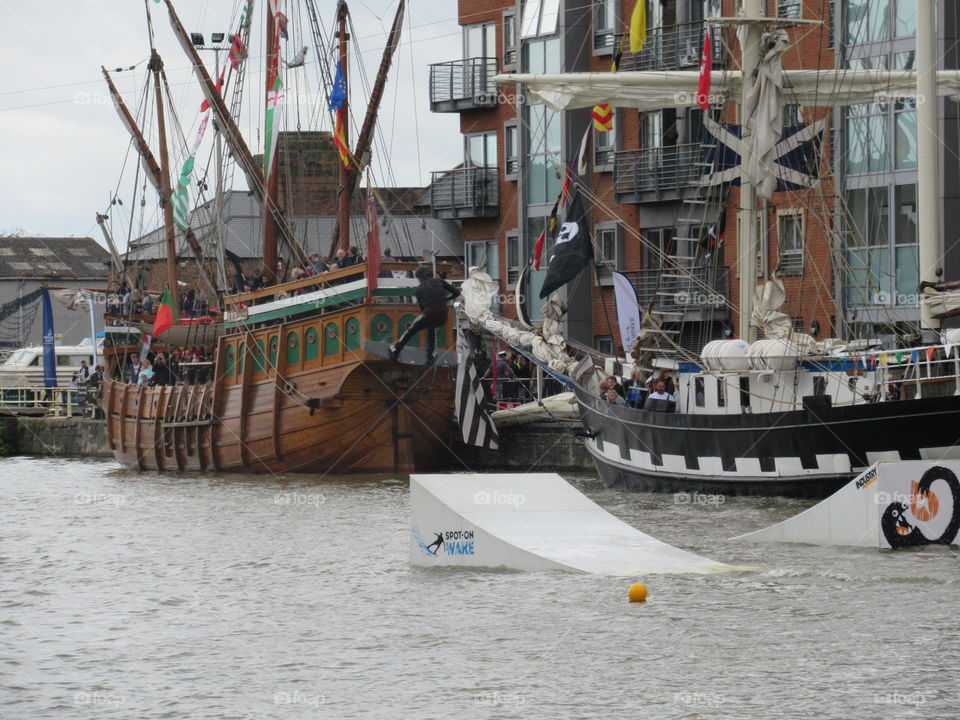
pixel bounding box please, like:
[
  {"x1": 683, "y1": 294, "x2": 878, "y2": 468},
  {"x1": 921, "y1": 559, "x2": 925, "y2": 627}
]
[{"x1": 152, "y1": 288, "x2": 179, "y2": 338}]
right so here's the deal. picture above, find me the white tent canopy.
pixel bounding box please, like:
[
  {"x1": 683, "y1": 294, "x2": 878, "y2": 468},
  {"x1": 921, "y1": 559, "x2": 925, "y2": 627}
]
[{"x1": 493, "y1": 70, "x2": 960, "y2": 112}]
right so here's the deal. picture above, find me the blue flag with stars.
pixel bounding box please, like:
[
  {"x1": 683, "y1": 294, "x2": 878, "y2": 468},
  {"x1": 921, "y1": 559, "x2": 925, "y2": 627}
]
[{"x1": 328, "y1": 62, "x2": 346, "y2": 111}]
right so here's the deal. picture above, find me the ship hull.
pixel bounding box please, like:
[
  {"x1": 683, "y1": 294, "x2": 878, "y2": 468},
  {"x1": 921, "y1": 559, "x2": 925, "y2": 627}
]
[
  {"x1": 103, "y1": 357, "x2": 455, "y2": 475},
  {"x1": 575, "y1": 385, "x2": 960, "y2": 497}
]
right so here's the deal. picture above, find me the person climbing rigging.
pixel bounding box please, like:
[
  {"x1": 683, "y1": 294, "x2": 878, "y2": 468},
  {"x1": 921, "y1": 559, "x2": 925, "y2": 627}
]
[{"x1": 388, "y1": 265, "x2": 460, "y2": 363}]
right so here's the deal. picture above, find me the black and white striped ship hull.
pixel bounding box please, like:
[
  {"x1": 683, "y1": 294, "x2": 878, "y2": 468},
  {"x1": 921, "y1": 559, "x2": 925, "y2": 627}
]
[{"x1": 574, "y1": 387, "x2": 960, "y2": 497}]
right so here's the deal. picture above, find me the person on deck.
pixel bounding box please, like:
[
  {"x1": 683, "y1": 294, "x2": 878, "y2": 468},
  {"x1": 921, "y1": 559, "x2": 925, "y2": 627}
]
[
  {"x1": 77, "y1": 360, "x2": 91, "y2": 384},
  {"x1": 388, "y1": 265, "x2": 460, "y2": 364},
  {"x1": 598, "y1": 375, "x2": 625, "y2": 399},
  {"x1": 626, "y1": 369, "x2": 647, "y2": 408},
  {"x1": 129, "y1": 356, "x2": 142, "y2": 384},
  {"x1": 137, "y1": 359, "x2": 153, "y2": 386},
  {"x1": 152, "y1": 353, "x2": 170, "y2": 386},
  {"x1": 648, "y1": 380, "x2": 675, "y2": 402},
  {"x1": 605, "y1": 389, "x2": 626, "y2": 406},
  {"x1": 309, "y1": 253, "x2": 328, "y2": 275}
]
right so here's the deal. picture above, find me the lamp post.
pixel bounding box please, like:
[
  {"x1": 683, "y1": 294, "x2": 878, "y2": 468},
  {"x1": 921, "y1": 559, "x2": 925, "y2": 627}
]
[{"x1": 195, "y1": 32, "x2": 229, "y2": 292}]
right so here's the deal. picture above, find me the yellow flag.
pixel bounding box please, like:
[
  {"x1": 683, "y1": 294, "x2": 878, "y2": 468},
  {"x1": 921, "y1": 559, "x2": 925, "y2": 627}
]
[{"x1": 630, "y1": 1, "x2": 647, "y2": 53}]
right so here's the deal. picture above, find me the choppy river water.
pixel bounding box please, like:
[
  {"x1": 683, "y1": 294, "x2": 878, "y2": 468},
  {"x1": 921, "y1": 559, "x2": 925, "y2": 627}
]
[{"x1": 2, "y1": 456, "x2": 958, "y2": 719}]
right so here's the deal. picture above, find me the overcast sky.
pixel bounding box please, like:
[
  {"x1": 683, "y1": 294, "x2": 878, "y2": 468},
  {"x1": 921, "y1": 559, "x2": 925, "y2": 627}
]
[{"x1": 0, "y1": 0, "x2": 462, "y2": 248}]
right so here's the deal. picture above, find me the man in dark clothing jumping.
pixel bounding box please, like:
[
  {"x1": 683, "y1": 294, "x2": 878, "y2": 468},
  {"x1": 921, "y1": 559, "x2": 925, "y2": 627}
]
[{"x1": 389, "y1": 265, "x2": 460, "y2": 363}]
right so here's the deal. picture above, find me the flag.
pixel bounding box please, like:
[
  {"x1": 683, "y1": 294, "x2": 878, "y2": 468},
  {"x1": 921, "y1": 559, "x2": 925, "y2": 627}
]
[
  {"x1": 365, "y1": 187, "x2": 381, "y2": 303},
  {"x1": 264, "y1": 74, "x2": 284, "y2": 180},
  {"x1": 896, "y1": 351, "x2": 904, "y2": 365},
  {"x1": 701, "y1": 117, "x2": 824, "y2": 192},
  {"x1": 592, "y1": 104, "x2": 613, "y2": 132},
  {"x1": 334, "y1": 109, "x2": 350, "y2": 168},
  {"x1": 533, "y1": 227, "x2": 546, "y2": 271},
  {"x1": 629, "y1": 0, "x2": 646, "y2": 53},
  {"x1": 697, "y1": 24, "x2": 713, "y2": 111},
  {"x1": 152, "y1": 288, "x2": 180, "y2": 338},
  {"x1": 540, "y1": 189, "x2": 593, "y2": 299},
  {"x1": 229, "y1": 33, "x2": 244, "y2": 69},
  {"x1": 533, "y1": 166, "x2": 574, "y2": 270},
  {"x1": 927, "y1": 346, "x2": 936, "y2": 362},
  {"x1": 328, "y1": 62, "x2": 347, "y2": 111},
  {"x1": 41, "y1": 288, "x2": 57, "y2": 388},
  {"x1": 612, "y1": 272, "x2": 641, "y2": 353},
  {"x1": 456, "y1": 332, "x2": 499, "y2": 450},
  {"x1": 591, "y1": 38, "x2": 624, "y2": 133},
  {"x1": 172, "y1": 155, "x2": 195, "y2": 232},
  {"x1": 200, "y1": 68, "x2": 225, "y2": 113}
]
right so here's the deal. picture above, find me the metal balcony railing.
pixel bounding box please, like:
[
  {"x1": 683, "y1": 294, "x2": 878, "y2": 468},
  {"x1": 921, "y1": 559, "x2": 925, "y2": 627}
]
[
  {"x1": 616, "y1": 21, "x2": 726, "y2": 72},
  {"x1": 619, "y1": 267, "x2": 730, "y2": 318},
  {"x1": 613, "y1": 144, "x2": 705, "y2": 203},
  {"x1": 429, "y1": 58, "x2": 498, "y2": 113},
  {"x1": 429, "y1": 167, "x2": 499, "y2": 220}
]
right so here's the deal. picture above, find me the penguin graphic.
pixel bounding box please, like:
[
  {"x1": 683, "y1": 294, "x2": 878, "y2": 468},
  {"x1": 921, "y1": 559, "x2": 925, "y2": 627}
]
[
  {"x1": 426, "y1": 533, "x2": 444, "y2": 555},
  {"x1": 881, "y1": 465, "x2": 960, "y2": 548}
]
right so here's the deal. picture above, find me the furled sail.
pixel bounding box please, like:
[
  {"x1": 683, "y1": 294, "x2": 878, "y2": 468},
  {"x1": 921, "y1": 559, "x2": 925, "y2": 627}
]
[{"x1": 493, "y1": 70, "x2": 960, "y2": 112}]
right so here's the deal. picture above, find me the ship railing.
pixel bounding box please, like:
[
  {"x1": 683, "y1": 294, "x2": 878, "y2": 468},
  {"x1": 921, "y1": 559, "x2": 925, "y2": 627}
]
[
  {"x1": 0, "y1": 385, "x2": 99, "y2": 418},
  {"x1": 614, "y1": 20, "x2": 728, "y2": 73}
]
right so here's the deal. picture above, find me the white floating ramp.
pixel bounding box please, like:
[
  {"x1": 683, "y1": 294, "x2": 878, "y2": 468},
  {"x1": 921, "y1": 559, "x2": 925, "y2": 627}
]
[
  {"x1": 410, "y1": 472, "x2": 737, "y2": 575},
  {"x1": 733, "y1": 461, "x2": 960, "y2": 548}
]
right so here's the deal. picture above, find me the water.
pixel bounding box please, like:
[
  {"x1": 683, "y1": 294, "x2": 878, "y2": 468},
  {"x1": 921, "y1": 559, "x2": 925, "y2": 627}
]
[{"x1": 2, "y1": 456, "x2": 958, "y2": 719}]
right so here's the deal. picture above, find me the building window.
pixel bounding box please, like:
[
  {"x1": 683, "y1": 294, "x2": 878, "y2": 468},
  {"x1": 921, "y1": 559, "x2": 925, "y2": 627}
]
[
  {"x1": 521, "y1": 0, "x2": 560, "y2": 39},
  {"x1": 893, "y1": 184, "x2": 918, "y2": 306},
  {"x1": 465, "y1": 240, "x2": 500, "y2": 280},
  {"x1": 694, "y1": 376, "x2": 705, "y2": 406},
  {"x1": 593, "y1": 0, "x2": 617, "y2": 53},
  {"x1": 777, "y1": 0, "x2": 801, "y2": 18},
  {"x1": 525, "y1": 103, "x2": 561, "y2": 205},
  {"x1": 846, "y1": 102, "x2": 888, "y2": 175},
  {"x1": 464, "y1": 21, "x2": 495, "y2": 58},
  {"x1": 465, "y1": 132, "x2": 497, "y2": 168},
  {"x1": 595, "y1": 108, "x2": 615, "y2": 170},
  {"x1": 506, "y1": 231, "x2": 521, "y2": 284},
  {"x1": 595, "y1": 335, "x2": 614, "y2": 354},
  {"x1": 777, "y1": 210, "x2": 804, "y2": 274},
  {"x1": 595, "y1": 222, "x2": 623, "y2": 284},
  {"x1": 504, "y1": 121, "x2": 519, "y2": 179},
  {"x1": 847, "y1": 0, "x2": 915, "y2": 44},
  {"x1": 643, "y1": 227, "x2": 676, "y2": 270},
  {"x1": 503, "y1": 10, "x2": 517, "y2": 69}
]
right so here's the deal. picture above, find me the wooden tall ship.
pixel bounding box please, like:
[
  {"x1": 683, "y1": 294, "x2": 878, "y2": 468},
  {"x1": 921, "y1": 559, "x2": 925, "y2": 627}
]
[{"x1": 99, "y1": 0, "x2": 457, "y2": 474}]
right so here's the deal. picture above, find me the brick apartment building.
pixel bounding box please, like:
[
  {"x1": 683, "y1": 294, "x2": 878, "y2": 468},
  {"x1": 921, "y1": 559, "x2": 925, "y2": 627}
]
[{"x1": 432, "y1": 0, "x2": 955, "y2": 353}]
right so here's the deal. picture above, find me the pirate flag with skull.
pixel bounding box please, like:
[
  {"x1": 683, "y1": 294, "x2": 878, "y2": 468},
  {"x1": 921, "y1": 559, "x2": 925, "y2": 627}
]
[{"x1": 539, "y1": 189, "x2": 593, "y2": 298}]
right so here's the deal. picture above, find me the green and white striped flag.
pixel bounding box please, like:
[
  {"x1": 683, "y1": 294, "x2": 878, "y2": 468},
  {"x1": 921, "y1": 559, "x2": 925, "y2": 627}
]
[{"x1": 171, "y1": 155, "x2": 195, "y2": 232}]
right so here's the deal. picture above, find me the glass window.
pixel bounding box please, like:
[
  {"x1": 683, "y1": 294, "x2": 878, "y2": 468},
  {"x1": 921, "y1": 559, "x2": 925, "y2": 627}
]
[
  {"x1": 464, "y1": 22, "x2": 495, "y2": 58},
  {"x1": 521, "y1": 0, "x2": 560, "y2": 39},
  {"x1": 778, "y1": 0, "x2": 802, "y2": 18},
  {"x1": 894, "y1": 184, "x2": 918, "y2": 305},
  {"x1": 595, "y1": 108, "x2": 615, "y2": 168},
  {"x1": 503, "y1": 12, "x2": 517, "y2": 67},
  {"x1": 778, "y1": 211, "x2": 804, "y2": 273},
  {"x1": 465, "y1": 132, "x2": 496, "y2": 167},
  {"x1": 846, "y1": 0, "x2": 890, "y2": 45},
  {"x1": 594, "y1": 0, "x2": 616, "y2": 51},
  {"x1": 504, "y1": 123, "x2": 519, "y2": 177},
  {"x1": 895, "y1": 0, "x2": 916, "y2": 37},
  {"x1": 465, "y1": 240, "x2": 499, "y2": 279},
  {"x1": 845, "y1": 102, "x2": 889, "y2": 175},
  {"x1": 524, "y1": 101, "x2": 561, "y2": 205},
  {"x1": 596, "y1": 224, "x2": 621, "y2": 279},
  {"x1": 506, "y1": 232, "x2": 521, "y2": 284},
  {"x1": 595, "y1": 335, "x2": 614, "y2": 354}
]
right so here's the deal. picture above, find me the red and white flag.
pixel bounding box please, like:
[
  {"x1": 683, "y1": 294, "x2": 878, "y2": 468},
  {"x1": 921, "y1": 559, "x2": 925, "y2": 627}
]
[{"x1": 697, "y1": 25, "x2": 713, "y2": 112}]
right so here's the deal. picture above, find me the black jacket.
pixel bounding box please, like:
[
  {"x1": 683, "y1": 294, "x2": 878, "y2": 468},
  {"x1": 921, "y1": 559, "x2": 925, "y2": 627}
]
[{"x1": 415, "y1": 278, "x2": 460, "y2": 312}]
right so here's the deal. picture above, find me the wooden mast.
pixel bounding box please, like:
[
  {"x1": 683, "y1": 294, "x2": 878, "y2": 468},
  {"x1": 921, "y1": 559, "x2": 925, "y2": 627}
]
[
  {"x1": 329, "y1": 0, "x2": 405, "y2": 257},
  {"x1": 103, "y1": 66, "x2": 220, "y2": 300},
  {"x1": 149, "y1": 49, "x2": 180, "y2": 309},
  {"x1": 263, "y1": 0, "x2": 282, "y2": 280},
  {"x1": 336, "y1": 1, "x2": 350, "y2": 254}
]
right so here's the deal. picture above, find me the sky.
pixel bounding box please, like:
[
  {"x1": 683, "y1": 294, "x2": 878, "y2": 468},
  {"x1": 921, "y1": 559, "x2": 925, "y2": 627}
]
[{"x1": 0, "y1": 0, "x2": 462, "y2": 248}]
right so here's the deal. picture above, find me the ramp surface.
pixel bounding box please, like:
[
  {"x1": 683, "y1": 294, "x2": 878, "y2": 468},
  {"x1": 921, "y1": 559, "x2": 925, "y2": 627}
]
[
  {"x1": 734, "y1": 461, "x2": 960, "y2": 548},
  {"x1": 410, "y1": 473, "x2": 736, "y2": 575}
]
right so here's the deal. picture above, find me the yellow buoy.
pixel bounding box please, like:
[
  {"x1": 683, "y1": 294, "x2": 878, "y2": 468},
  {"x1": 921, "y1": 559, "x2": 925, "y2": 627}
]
[{"x1": 628, "y1": 583, "x2": 648, "y2": 603}]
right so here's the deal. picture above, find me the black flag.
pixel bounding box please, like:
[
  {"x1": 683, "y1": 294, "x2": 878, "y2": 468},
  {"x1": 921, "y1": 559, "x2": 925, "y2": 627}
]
[{"x1": 539, "y1": 189, "x2": 593, "y2": 299}]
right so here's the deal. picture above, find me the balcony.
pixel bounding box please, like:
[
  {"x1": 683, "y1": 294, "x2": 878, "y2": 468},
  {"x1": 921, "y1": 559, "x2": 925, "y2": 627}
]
[
  {"x1": 616, "y1": 21, "x2": 725, "y2": 72},
  {"x1": 429, "y1": 58, "x2": 498, "y2": 113},
  {"x1": 429, "y1": 167, "x2": 499, "y2": 220},
  {"x1": 620, "y1": 267, "x2": 730, "y2": 321},
  {"x1": 614, "y1": 144, "x2": 704, "y2": 203}
]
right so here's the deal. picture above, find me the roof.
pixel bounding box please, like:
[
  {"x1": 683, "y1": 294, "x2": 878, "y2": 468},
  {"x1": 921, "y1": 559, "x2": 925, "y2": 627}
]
[
  {"x1": 125, "y1": 190, "x2": 462, "y2": 263},
  {"x1": 0, "y1": 236, "x2": 110, "y2": 280}
]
